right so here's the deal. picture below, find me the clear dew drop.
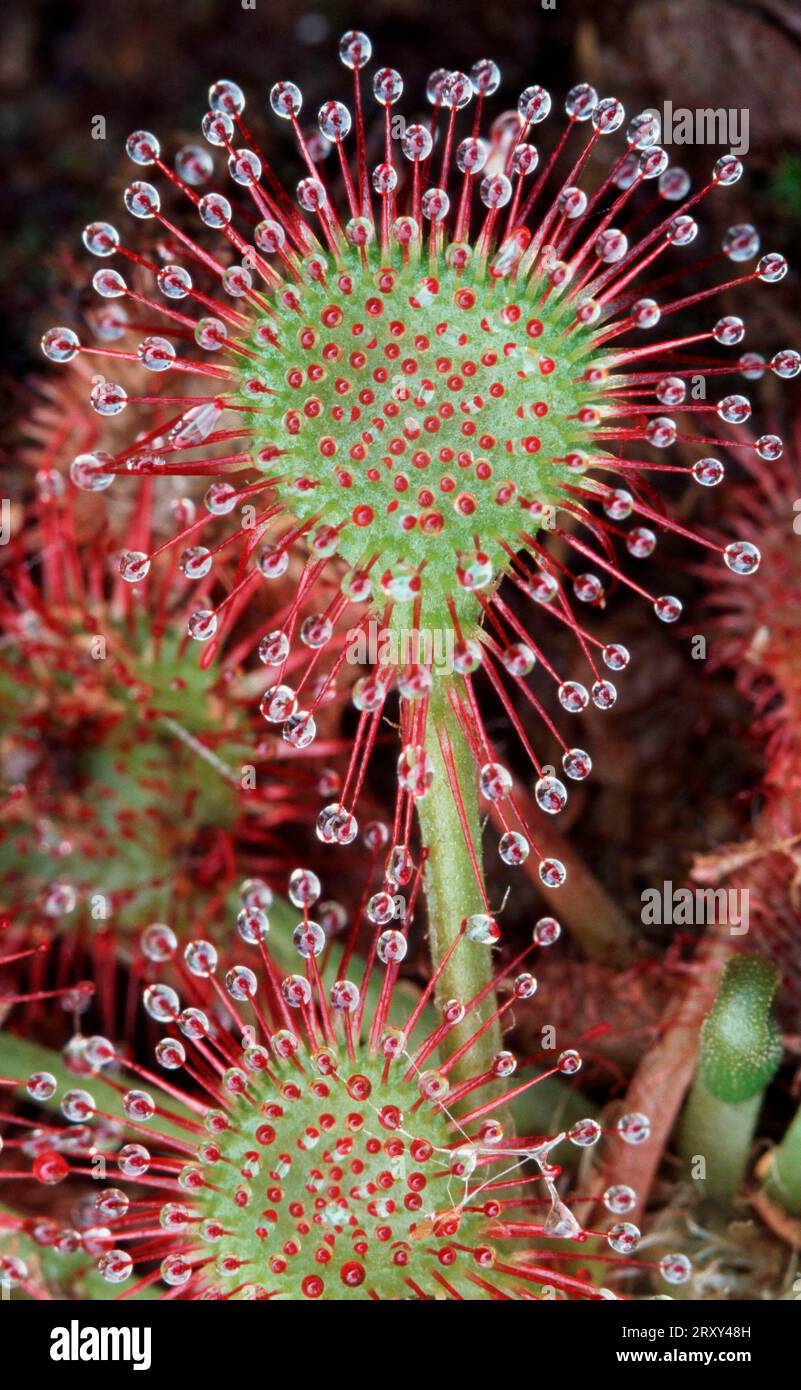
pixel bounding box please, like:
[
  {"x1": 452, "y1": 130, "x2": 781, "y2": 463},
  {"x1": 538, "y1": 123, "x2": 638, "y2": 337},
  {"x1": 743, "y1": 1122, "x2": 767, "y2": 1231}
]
[
  {"x1": 27, "y1": 1072, "x2": 57, "y2": 1102},
  {"x1": 124, "y1": 180, "x2": 160, "y2": 218},
  {"x1": 202, "y1": 111, "x2": 234, "y2": 147},
  {"x1": 602, "y1": 643, "x2": 630, "y2": 671},
  {"x1": 499, "y1": 831, "x2": 530, "y2": 866},
  {"x1": 654, "y1": 595, "x2": 682, "y2": 623},
  {"x1": 558, "y1": 680, "x2": 589, "y2": 713},
  {"x1": 724, "y1": 540, "x2": 760, "y2": 574},
  {"x1": 143, "y1": 983, "x2": 180, "y2": 1022},
  {"x1": 480, "y1": 762, "x2": 513, "y2": 801},
  {"x1": 155, "y1": 1039, "x2": 186, "y2": 1071},
  {"x1": 717, "y1": 393, "x2": 751, "y2": 424},
  {"x1": 539, "y1": 857, "x2": 567, "y2": 888},
  {"x1": 603, "y1": 1183, "x2": 637, "y2": 1214},
  {"x1": 533, "y1": 916, "x2": 561, "y2": 946},
  {"x1": 282, "y1": 710, "x2": 316, "y2": 749},
  {"x1": 535, "y1": 775, "x2": 568, "y2": 814},
  {"x1": 288, "y1": 868, "x2": 321, "y2": 908},
  {"x1": 316, "y1": 802, "x2": 358, "y2": 846},
  {"x1": 463, "y1": 913, "x2": 500, "y2": 945},
  {"x1": 617, "y1": 1111, "x2": 651, "y2": 1144},
  {"x1": 330, "y1": 979, "x2": 360, "y2": 1013},
  {"x1": 771, "y1": 349, "x2": 801, "y2": 379},
  {"x1": 692, "y1": 457, "x2": 724, "y2": 486},
  {"x1": 91, "y1": 380, "x2": 127, "y2": 416},
  {"x1": 562, "y1": 747, "x2": 592, "y2": 780},
  {"x1": 179, "y1": 546, "x2": 212, "y2": 580},
  {"x1": 756, "y1": 433, "x2": 783, "y2": 460},
  {"x1": 558, "y1": 1048, "x2": 582, "y2": 1074},
  {"x1": 757, "y1": 252, "x2": 788, "y2": 283},
  {"x1": 118, "y1": 1143, "x2": 151, "y2": 1178},
  {"x1": 367, "y1": 892, "x2": 397, "y2": 926},
  {"x1": 257, "y1": 544, "x2": 290, "y2": 579},
  {"x1": 627, "y1": 527, "x2": 656, "y2": 559},
  {"x1": 82, "y1": 221, "x2": 120, "y2": 256},
  {"x1": 455, "y1": 549, "x2": 494, "y2": 591},
  {"x1": 187, "y1": 609, "x2": 218, "y2": 641},
  {"x1": 237, "y1": 907, "x2": 270, "y2": 944},
  {"x1": 397, "y1": 745, "x2": 434, "y2": 799},
  {"x1": 591, "y1": 679, "x2": 617, "y2": 710},
  {"x1": 453, "y1": 638, "x2": 482, "y2": 674},
  {"x1": 604, "y1": 488, "x2": 633, "y2": 520},
  {"x1": 386, "y1": 844, "x2": 414, "y2": 886},
  {"x1": 293, "y1": 922, "x2": 326, "y2": 959},
  {"x1": 209, "y1": 78, "x2": 245, "y2": 116},
  {"x1": 158, "y1": 265, "x2": 192, "y2": 299},
  {"x1": 659, "y1": 1253, "x2": 693, "y2": 1285},
  {"x1": 260, "y1": 684, "x2": 297, "y2": 723},
  {"x1": 240, "y1": 877, "x2": 273, "y2": 911},
  {"x1": 122, "y1": 1090, "x2": 156, "y2": 1123},
  {"x1": 70, "y1": 452, "x2": 114, "y2": 492},
  {"x1": 198, "y1": 191, "x2": 233, "y2": 229},
  {"x1": 339, "y1": 29, "x2": 372, "y2": 71},
  {"x1": 184, "y1": 940, "x2": 218, "y2": 978},
  {"x1": 62, "y1": 1089, "x2": 95, "y2": 1122},
  {"x1": 607, "y1": 1221, "x2": 641, "y2": 1254},
  {"x1": 300, "y1": 614, "x2": 333, "y2": 648},
  {"x1": 175, "y1": 144, "x2": 213, "y2": 186},
  {"x1": 118, "y1": 551, "x2": 150, "y2": 583},
  {"x1": 569, "y1": 1117, "x2": 601, "y2": 1147},
  {"x1": 140, "y1": 923, "x2": 177, "y2": 962},
  {"x1": 377, "y1": 929, "x2": 407, "y2": 964},
  {"x1": 98, "y1": 1249, "x2": 133, "y2": 1283},
  {"x1": 258, "y1": 630, "x2": 289, "y2": 665},
  {"x1": 501, "y1": 642, "x2": 536, "y2": 676}
]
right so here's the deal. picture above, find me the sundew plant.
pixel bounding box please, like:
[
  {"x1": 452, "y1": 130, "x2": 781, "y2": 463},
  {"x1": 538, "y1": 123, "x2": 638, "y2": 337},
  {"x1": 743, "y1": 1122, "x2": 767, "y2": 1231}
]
[{"x1": 0, "y1": 23, "x2": 795, "y2": 1305}]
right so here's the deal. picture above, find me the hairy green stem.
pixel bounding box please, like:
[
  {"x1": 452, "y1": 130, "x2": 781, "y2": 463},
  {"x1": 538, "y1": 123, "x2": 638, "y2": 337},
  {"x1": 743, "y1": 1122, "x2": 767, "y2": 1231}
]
[
  {"x1": 417, "y1": 683, "x2": 501, "y2": 1081},
  {"x1": 762, "y1": 1103, "x2": 801, "y2": 1216},
  {"x1": 679, "y1": 955, "x2": 782, "y2": 1204},
  {"x1": 680, "y1": 1083, "x2": 763, "y2": 1204}
]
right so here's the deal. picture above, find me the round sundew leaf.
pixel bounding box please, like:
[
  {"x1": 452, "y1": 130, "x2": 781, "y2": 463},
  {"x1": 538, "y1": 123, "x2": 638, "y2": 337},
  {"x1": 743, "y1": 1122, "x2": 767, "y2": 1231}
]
[{"x1": 240, "y1": 247, "x2": 604, "y2": 633}]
